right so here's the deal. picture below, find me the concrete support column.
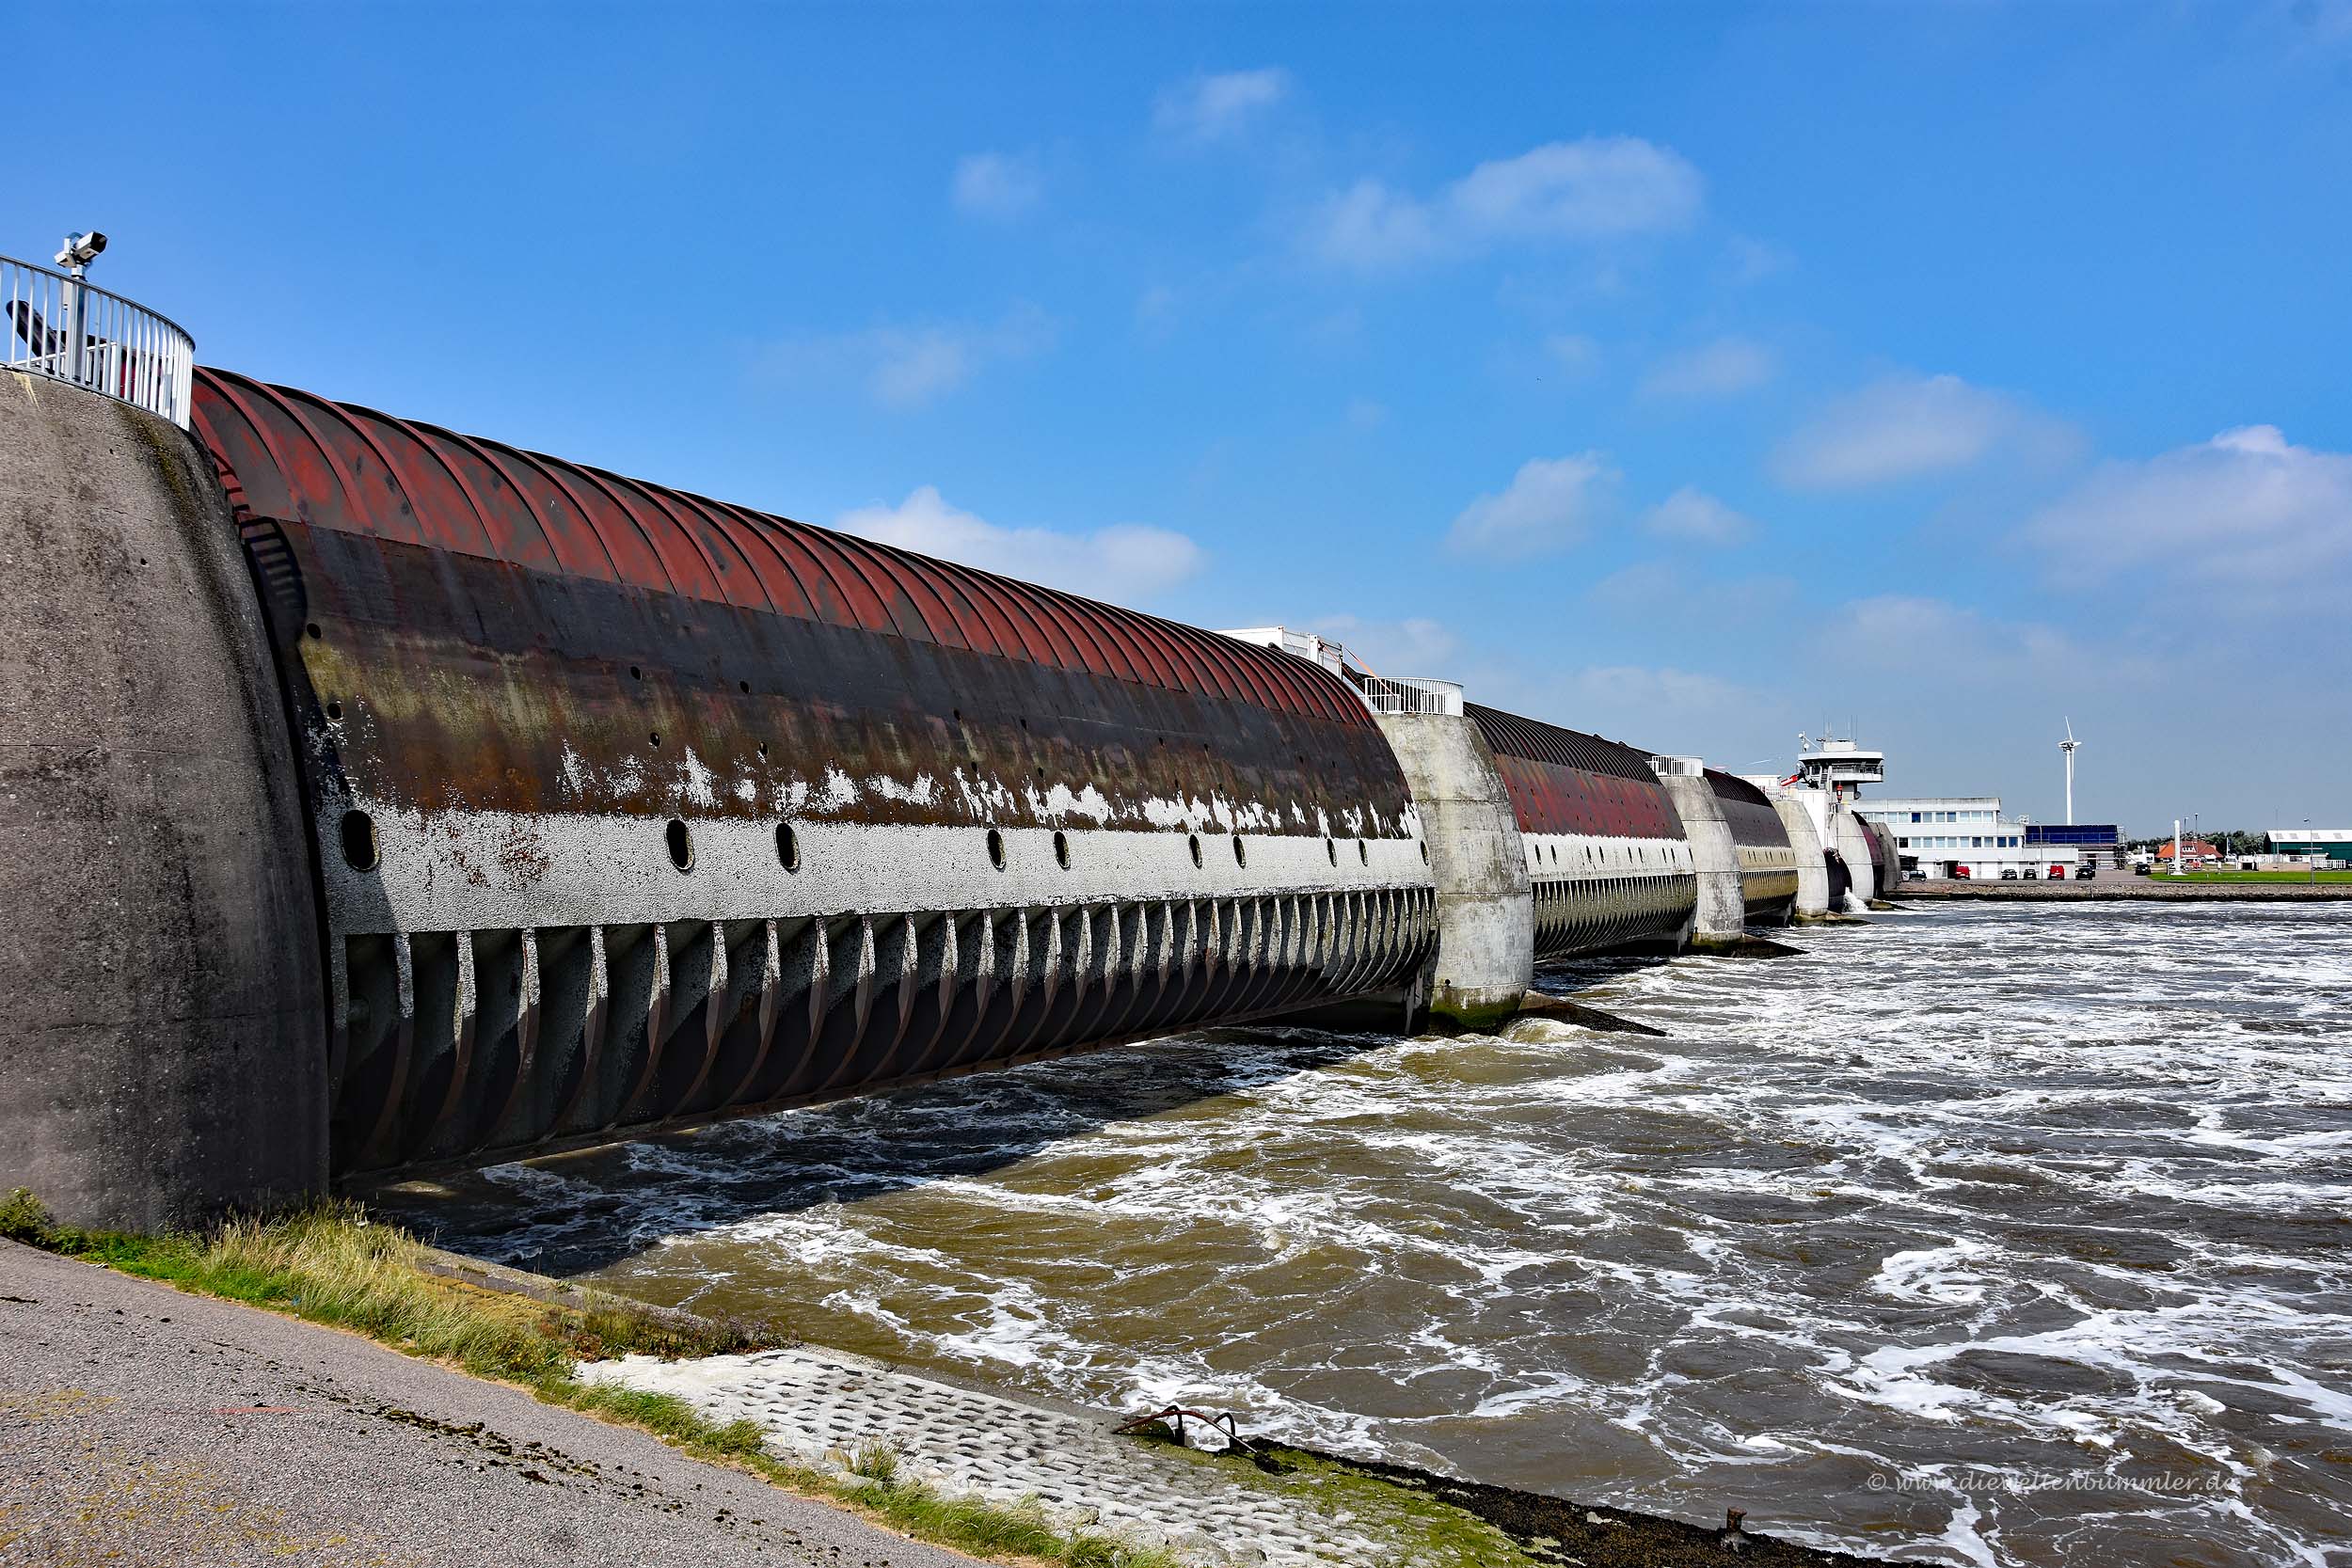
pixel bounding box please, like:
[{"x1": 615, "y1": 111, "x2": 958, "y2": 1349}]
[
  {"x1": 1832, "y1": 802, "x2": 1880, "y2": 913},
  {"x1": 1657, "y1": 775, "x2": 1745, "y2": 945},
  {"x1": 1373, "y1": 713, "x2": 1530, "y2": 1029},
  {"x1": 1770, "y1": 792, "x2": 1833, "y2": 918},
  {"x1": 0, "y1": 372, "x2": 326, "y2": 1228}
]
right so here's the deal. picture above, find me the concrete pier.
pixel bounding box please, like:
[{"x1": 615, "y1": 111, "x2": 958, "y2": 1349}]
[
  {"x1": 0, "y1": 372, "x2": 327, "y2": 1229},
  {"x1": 1768, "y1": 790, "x2": 1835, "y2": 918},
  {"x1": 1373, "y1": 712, "x2": 1530, "y2": 1028},
  {"x1": 1655, "y1": 769, "x2": 1745, "y2": 944}
]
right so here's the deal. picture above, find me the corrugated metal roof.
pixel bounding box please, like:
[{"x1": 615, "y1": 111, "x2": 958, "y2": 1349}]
[{"x1": 189, "y1": 369, "x2": 1369, "y2": 728}]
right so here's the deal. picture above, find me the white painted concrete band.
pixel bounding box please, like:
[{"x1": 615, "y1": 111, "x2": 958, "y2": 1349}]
[{"x1": 324, "y1": 799, "x2": 1437, "y2": 938}]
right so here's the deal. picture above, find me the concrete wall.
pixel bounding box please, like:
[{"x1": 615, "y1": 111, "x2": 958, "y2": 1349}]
[
  {"x1": 0, "y1": 372, "x2": 326, "y2": 1228},
  {"x1": 1769, "y1": 791, "x2": 1834, "y2": 918},
  {"x1": 1833, "y1": 803, "x2": 1882, "y2": 913},
  {"x1": 1373, "y1": 713, "x2": 1531, "y2": 1027},
  {"x1": 1657, "y1": 775, "x2": 1744, "y2": 944}
]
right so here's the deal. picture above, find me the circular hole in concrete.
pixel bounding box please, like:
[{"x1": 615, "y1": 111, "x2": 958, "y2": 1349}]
[
  {"x1": 776, "y1": 822, "x2": 801, "y2": 872},
  {"x1": 1054, "y1": 831, "x2": 1070, "y2": 869},
  {"x1": 649, "y1": 730, "x2": 662, "y2": 747},
  {"x1": 305, "y1": 622, "x2": 323, "y2": 640},
  {"x1": 339, "y1": 810, "x2": 378, "y2": 872},
  {"x1": 1232, "y1": 834, "x2": 1247, "y2": 868},
  {"x1": 987, "y1": 828, "x2": 1007, "y2": 870},
  {"x1": 325, "y1": 700, "x2": 343, "y2": 721},
  {"x1": 739, "y1": 680, "x2": 751, "y2": 693},
  {"x1": 666, "y1": 818, "x2": 693, "y2": 872},
  {"x1": 1188, "y1": 833, "x2": 1202, "y2": 868},
  {"x1": 629, "y1": 665, "x2": 643, "y2": 680}
]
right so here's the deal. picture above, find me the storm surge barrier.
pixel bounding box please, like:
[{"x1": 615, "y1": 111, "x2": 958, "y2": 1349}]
[{"x1": 4, "y1": 319, "x2": 1883, "y2": 1228}]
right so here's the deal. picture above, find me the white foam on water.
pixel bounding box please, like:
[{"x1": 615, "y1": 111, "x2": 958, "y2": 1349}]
[{"x1": 422, "y1": 901, "x2": 2352, "y2": 1567}]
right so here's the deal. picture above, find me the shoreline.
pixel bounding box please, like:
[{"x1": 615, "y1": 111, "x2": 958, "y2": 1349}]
[
  {"x1": 1897, "y1": 878, "x2": 2352, "y2": 901},
  {"x1": 431, "y1": 1244, "x2": 1894, "y2": 1565}
]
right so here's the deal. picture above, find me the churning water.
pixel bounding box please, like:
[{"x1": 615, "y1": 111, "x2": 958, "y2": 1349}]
[{"x1": 401, "y1": 902, "x2": 2352, "y2": 1566}]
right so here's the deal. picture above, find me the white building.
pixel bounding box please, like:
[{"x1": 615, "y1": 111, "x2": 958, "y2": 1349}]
[{"x1": 1851, "y1": 796, "x2": 2077, "y2": 879}]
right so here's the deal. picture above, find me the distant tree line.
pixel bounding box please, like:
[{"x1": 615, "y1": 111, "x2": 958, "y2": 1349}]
[{"x1": 2122, "y1": 830, "x2": 2272, "y2": 855}]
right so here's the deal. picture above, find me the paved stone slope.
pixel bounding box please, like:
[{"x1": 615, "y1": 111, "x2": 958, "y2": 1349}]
[
  {"x1": 0, "y1": 1241, "x2": 978, "y2": 1568},
  {"x1": 586, "y1": 1348, "x2": 1400, "y2": 1567}
]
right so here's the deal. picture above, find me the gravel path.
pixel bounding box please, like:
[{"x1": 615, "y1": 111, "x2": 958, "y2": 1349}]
[
  {"x1": 0, "y1": 1240, "x2": 978, "y2": 1568},
  {"x1": 585, "y1": 1348, "x2": 1399, "y2": 1566}
]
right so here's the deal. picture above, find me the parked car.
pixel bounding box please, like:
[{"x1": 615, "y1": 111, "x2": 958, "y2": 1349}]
[
  {"x1": 1902, "y1": 869, "x2": 1926, "y2": 881},
  {"x1": 1953, "y1": 864, "x2": 1972, "y2": 879},
  {"x1": 1999, "y1": 867, "x2": 2018, "y2": 880},
  {"x1": 2022, "y1": 867, "x2": 2039, "y2": 880},
  {"x1": 2048, "y1": 863, "x2": 2069, "y2": 880},
  {"x1": 2074, "y1": 865, "x2": 2097, "y2": 880},
  {"x1": 2135, "y1": 863, "x2": 2153, "y2": 876}
]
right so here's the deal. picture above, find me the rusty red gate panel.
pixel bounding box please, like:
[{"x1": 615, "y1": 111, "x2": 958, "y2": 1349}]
[
  {"x1": 1462, "y1": 703, "x2": 1696, "y2": 959},
  {"x1": 190, "y1": 370, "x2": 1438, "y2": 1179},
  {"x1": 1706, "y1": 768, "x2": 1800, "y2": 922}
]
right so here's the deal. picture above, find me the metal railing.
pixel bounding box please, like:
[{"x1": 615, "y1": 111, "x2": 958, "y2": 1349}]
[
  {"x1": 3, "y1": 254, "x2": 194, "y2": 426},
  {"x1": 1649, "y1": 753, "x2": 1705, "y2": 779},
  {"x1": 1358, "y1": 673, "x2": 1464, "y2": 717}
]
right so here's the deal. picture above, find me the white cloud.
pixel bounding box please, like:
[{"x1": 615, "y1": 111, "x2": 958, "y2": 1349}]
[
  {"x1": 761, "y1": 306, "x2": 1056, "y2": 410},
  {"x1": 1643, "y1": 486, "x2": 1756, "y2": 545},
  {"x1": 1451, "y1": 138, "x2": 1705, "y2": 241},
  {"x1": 1304, "y1": 613, "x2": 1457, "y2": 675},
  {"x1": 1565, "y1": 663, "x2": 1753, "y2": 716},
  {"x1": 834, "y1": 487, "x2": 1205, "y2": 606},
  {"x1": 1640, "y1": 337, "x2": 1774, "y2": 400},
  {"x1": 1447, "y1": 452, "x2": 1617, "y2": 558},
  {"x1": 1155, "y1": 68, "x2": 1291, "y2": 141},
  {"x1": 1305, "y1": 136, "x2": 1703, "y2": 270},
  {"x1": 1815, "y1": 594, "x2": 2092, "y2": 684},
  {"x1": 2023, "y1": 425, "x2": 2352, "y2": 588},
  {"x1": 1772, "y1": 372, "x2": 2071, "y2": 489},
  {"x1": 951, "y1": 151, "x2": 1043, "y2": 219},
  {"x1": 1725, "y1": 234, "x2": 1793, "y2": 284},
  {"x1": 1544, "y1": 333, "x2": 1600, "y2": 377}
]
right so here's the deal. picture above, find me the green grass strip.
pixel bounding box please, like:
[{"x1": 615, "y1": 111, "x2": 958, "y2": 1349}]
[{"x1": 1, "y1": 1188, "x2": 1184, "y2": 1568}]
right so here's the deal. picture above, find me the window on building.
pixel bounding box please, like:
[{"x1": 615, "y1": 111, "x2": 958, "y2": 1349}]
[{"x1": 1911, "y1": 812, "x2": 1922, "y2": 823}]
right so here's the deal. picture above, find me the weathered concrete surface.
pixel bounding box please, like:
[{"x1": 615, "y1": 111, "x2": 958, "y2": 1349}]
[
  {"x1": 0, "y1": 372, "x2": 326, "y2": 1229},
  {"x1": 0, "y1": 1240, "x2": 981, "y2": 1567},
  {"x1": 1767, "y1": 792, "x2": 1833, "y2": 918},
  {"x1": 1830, "y1": 805, "x2": 1882, "y2": 916},
  {"x1": 588, "y1": 1345, "x2": 1405, "y2": 1567},
  {"x1": 1373, "y1": 713, "x2": 1531, "y2": 1027},
  {"x1": 1656, "y1": 775, "x2": 1743, "y2": 943}
]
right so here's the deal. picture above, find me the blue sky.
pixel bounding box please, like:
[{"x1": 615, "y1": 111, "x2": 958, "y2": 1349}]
[{"x1": 24, "y1": 1, "x2": 2351, "y2": 832}]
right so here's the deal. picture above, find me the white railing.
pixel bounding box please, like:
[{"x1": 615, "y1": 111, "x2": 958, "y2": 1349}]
[
  {"x1": 1359, "y1": 673, "x2": 1464, "y2": 717},
  {"x1": 1649, "y1": 753, "x2": 1705, "y2": 779},
  {"x1": 2, "y1": 254, "x2": 194, "y2": 426}
]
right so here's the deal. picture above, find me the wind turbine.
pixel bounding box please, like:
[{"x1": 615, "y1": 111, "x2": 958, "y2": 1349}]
[{"x1": 2059, "y1": 719, "x2": 2081, "y2": 825}]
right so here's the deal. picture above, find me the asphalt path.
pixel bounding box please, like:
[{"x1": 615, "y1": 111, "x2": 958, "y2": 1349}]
[{"x1": 0, "y1": 1240, "x2": 981, "y2": 1567}]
